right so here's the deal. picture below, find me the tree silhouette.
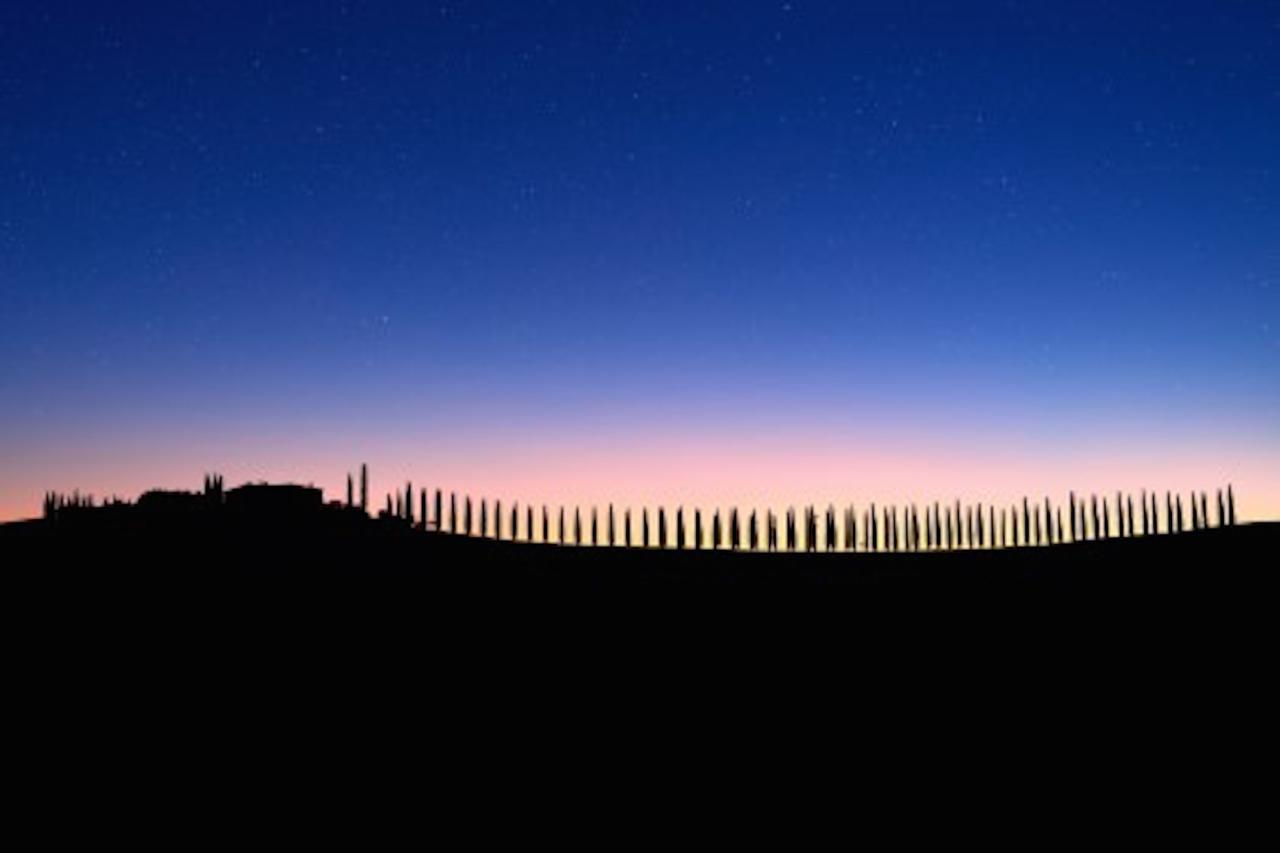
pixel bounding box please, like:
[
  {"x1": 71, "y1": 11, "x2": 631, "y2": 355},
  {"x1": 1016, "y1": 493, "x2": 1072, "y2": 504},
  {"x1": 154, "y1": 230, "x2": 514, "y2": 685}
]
[
  {"x1": 575, "y1": 506, "x2": 582, "y2": 545},
  {"x1": 750, "y1": 509, "x2": 759, "y2": 551},
  {"x1": 360, "y1": 463, "x2": 368, "y2": 514},
  {"x1": 1227, "y1": 484, "x2": 1236, "y2": 526},
  {"x1": 676, "y1": 507, "x2": 685, "y2": 550},
  {"x1": 643, "y1": 508, "x2": 650, "y2": 548},
  {"x1": 695, "y1": 509, "x2": 703, "y2": 550},
  {"x1": 658, "y1": 507, "x2": 667, "y2": 549},
  {"x1": 625, "y1": 507, "x2": 632, "y2": 548}
]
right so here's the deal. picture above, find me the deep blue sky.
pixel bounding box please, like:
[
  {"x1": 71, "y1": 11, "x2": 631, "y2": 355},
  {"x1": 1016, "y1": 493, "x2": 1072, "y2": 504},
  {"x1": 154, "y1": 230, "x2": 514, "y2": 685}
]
[{"x1": 2, "y1": 2, "x2": 1277, "y2": 517}]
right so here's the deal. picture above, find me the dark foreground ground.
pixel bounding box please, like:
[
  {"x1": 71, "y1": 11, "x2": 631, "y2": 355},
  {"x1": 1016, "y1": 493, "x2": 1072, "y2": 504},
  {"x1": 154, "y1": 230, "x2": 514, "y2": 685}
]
[{"x1": 6, "y1": 512, "x2": 1276, "y2": 799}]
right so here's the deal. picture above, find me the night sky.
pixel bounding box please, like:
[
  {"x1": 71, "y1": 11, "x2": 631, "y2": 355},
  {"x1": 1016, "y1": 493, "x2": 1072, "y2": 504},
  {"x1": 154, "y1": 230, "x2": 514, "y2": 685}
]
[{"x1": 2, "y1": 1, "x2": 1277, "y2": 521}]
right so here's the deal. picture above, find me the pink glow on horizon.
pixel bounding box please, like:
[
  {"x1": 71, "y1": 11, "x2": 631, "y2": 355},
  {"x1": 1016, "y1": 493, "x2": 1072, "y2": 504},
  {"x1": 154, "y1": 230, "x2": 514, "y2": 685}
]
[{"x1": 3, "y1": 420, "x2": 1278, "y2": 524}]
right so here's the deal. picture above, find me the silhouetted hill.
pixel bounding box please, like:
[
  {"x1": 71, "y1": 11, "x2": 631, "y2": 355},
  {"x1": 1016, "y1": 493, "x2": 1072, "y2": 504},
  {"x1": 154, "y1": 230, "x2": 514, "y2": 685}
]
[{"x1": 5, "y1": 496, "x2": 1276, "y2": 604}]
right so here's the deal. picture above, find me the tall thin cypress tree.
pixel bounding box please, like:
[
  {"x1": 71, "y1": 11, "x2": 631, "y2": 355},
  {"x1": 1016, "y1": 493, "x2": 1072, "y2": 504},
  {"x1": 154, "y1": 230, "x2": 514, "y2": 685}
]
[
  {"x1": 1227, "y1": 484, "x2": 1236, "y2": 525},
  {"x1": 360, "y1": 463, "x2": 368, "y2": 514}
]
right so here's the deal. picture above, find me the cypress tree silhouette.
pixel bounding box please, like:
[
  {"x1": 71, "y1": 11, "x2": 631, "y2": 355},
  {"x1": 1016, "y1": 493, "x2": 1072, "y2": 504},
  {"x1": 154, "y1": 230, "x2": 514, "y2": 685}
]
[
  {"x1": 1200, "y1": 492, "x2": 1209, "y2": 531},
  {"x1": 624, "y1": 507, "x2": 632, "y2": 547},
  {"x1": 1068, "y1": 492, "x2": 1077, "y2": 541},
  {"x1": 592, "y1": 506, "x2": 598, "y2": 546},
  {"x1": 405, "y1": 483, "x2": 413, "y2": 524},
  {"x1": 750, "y1": 509, "x2": 759, "y2": 551},
  {"x1": 1165, "y1": 492, "x2": 1174, "y2": 535},
  {"x1": 987, "y1": 504, "x2": 995, "y2": 549},
  {"x1": 1140, "y1": 490, "x2": 1149, "y2": 536},
  {"x1": 393, "y1": 492, "x2": 401, "y2": 518},
  {"x1": 850, "y1": 506, "x2": 858, "y2": 552},
  {"x1": 1217, "y1": 489, "x2": 1226, "y2": 528},
  {"x1": 677, "y1": 507, "x2": 685, "y2": 550},
  {"x1": 932, "y1": 502, "x2": 941, "y2": 550},
  {"x1": 495, "y1": 500, "x2": 502, "y2": 539},
  {"x1": 575, "y1": 507, "x2": 582, "y2": 546},
  {"x1": 643, "y1": 508, "x2": 650, "y2": 548},
  {"x1": 434, "y1": 489, "x2": 442, "y2": 532},
  {"x1": 387, "y1": 494, "x2": 394, "y2": 518},
  {"x1": 1056, "y1": 507, "x2": 1064, "y2": 545},
  {"x1": 713, "y1": 509, "x2": 722, "y2": 550},
  {"x1": 695, "y1": 509, "x2": 703, "y2": 550},
  {"x1": 543, "y1": 505, "x2": 549, "y2": 543},
  {"x1": 867, "y1": 503, "x2": 876, "y2": 552},
  {"x1": 1190, "y1": 494, "x2": 1199, "y2": 530},
  {"x1": 786, "y1": 508, "x2": 796, "y2": 552},
  {"x1": 1021, "y1": 498, "x2": 1031, "y2": 546},
  {"x1": 480, "y1": 500, "x2": 487, "y2": 539},
  {"x1": 1227, "y1": 484, "x2": 1236, "y2": 525},
  {"x1": 525, "y1": 504, "x2": 532, "y2": 542},
  {"x1": 608, "y1": 504, "x2": 615, "y2": 547},
  {"x1": 512, "y1": 503, "x2": 518, "y2": 541},
  {"x1": 1175, "y1": 493, "x2": 1184, "y2": 533},
  {"x1": 730, "y1": 507, "x2": 740, "y2": 551},
  {"x1": 346, "y1": 474, "x2": 354, "y2": 508},
  {"x1": 1089, "y1": 495, "x2": 1099, "y2": 541},
  {"x1": 1151, "y1": 491, "x2": 1160, "y2": 534},
  {"x1": 769, "y1": 510, "x2": 779, "y2": 551},
  {"x1": 450, "y1": 492, "x2": 457, "y2": 534},
  {"x1": 658, "y1": 507, "x2": 667, "y2": 549},
  {"x1": 559, "y1": 506, "x2": 566, "y2": 545},
  {"x1": 810, "y1": 506, "x2": 820, "y2": 553},
  {"x1": 1042, "y1": 498, "x2": 1051, "y2": 545},
  {"x1": 465, "y1": 497, "x2": 473, "y2": 537},
  {"x1": 944, "y1": 505, "x2": 953, "y2": 550},
  {"x1": 884, "y1": 506, "x2": 893, "y2": 552},
  {"x1": 421, "y1": 489, "x2": 428, "y2": 531},
  {"x1": 360, "y1": 463, "x2": 368, "y2": 514}
]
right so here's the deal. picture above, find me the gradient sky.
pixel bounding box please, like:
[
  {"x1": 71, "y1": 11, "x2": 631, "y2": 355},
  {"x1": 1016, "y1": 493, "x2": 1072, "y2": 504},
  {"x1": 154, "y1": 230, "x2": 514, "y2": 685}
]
[{"x1": 2, "y1": 1, "x2": 1277, "y2": 522}]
